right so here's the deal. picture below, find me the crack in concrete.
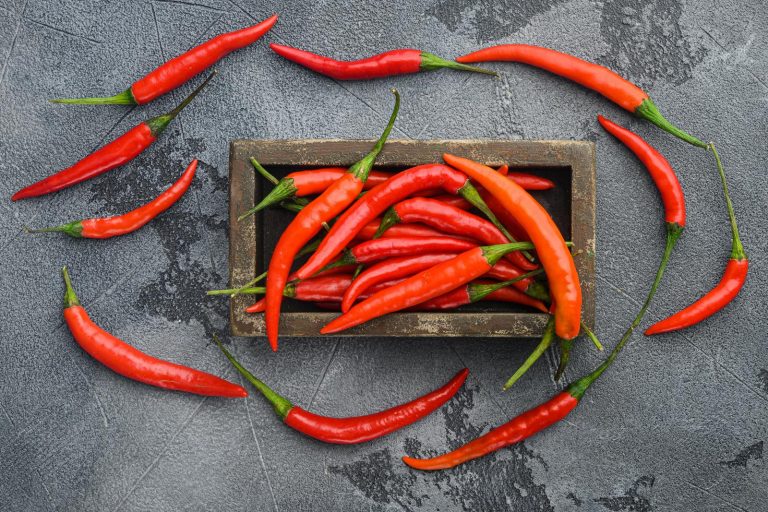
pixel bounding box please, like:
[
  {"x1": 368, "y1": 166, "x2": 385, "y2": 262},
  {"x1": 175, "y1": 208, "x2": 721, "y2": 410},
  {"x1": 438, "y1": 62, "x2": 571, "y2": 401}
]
[
  {"x1": 684, "y1": 479, "x2": 751, "y2": 512},
  {"x1": 22, "y1": 16, "x2": 104, "y2": 44},
  {"x1": 0, "y1": 0, "x2": 28, "y2": 90}
]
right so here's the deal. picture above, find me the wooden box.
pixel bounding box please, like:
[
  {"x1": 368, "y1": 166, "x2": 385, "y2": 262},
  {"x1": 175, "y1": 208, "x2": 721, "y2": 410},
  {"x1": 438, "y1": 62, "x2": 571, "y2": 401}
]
[{"x1": 229, "y1": 140, "x2": 595, "y2": 338}]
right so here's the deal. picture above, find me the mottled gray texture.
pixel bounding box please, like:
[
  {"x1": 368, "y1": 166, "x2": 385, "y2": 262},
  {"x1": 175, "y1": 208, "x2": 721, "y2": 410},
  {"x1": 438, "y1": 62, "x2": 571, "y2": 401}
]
[{"x1": 0, "y1": 0, "x2": 765, "y2": 510}]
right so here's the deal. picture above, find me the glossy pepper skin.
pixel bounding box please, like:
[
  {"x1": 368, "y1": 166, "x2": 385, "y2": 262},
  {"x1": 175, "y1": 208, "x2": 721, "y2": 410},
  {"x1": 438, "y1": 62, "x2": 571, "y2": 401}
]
[
  {"x1": 294, "y1": 163, "x2": 501, "y2": 281},
  {"x1": 265, "y1": 90, "x2": 400, "y2": 350},
  {"x1": 645, "y1": 144, "x2": 747, "y2": 334},
  {"x1": 457, "y1": 44, "x2": 706, "y2": 148},
  {"x1": 27, "y1": 159, "x2": 197, "y2": 238},
  {"x1": 377, "y1": 197, "x2": 537, "y2": 271},
  {"x1": 443, "y1": 153, "x2": 581, "y2": 340},
  {"x1": 13, "y1": 73, "x2": 214, "y2": 201},
  {"x1": 270, "y1": 44, "x2": 496, "y2": 80},
  {"x1": 52, "y1": 16, "x2": 277, "y2": 105},
  {"x1": 355, "y1": 221, "x2": 466, "y2": 242},
  {"x1": 216, "y1": 336, "x2": 468, "y2": 444},
  {"x1": 598, "y1": 116, "x2": 685, "y2": 340},
  {"x1": 61, "y1": 267, "x2": 247, "y2": 398},
  {"x1": 321, "y1": 242, "x2": 535, "y2": 334},
  {"x1": 339, "y1": 236, "x2": 478, "y2": 265}
]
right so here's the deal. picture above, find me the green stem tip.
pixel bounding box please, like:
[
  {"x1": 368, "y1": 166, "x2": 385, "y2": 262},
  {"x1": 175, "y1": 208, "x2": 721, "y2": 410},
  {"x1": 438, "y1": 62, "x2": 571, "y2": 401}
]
[
  {"x1": 25, "y1": 221, "x2": 83, "y2": 238},
  {"x1": 50, "y1": 88, "x2": 137, "y2": 105},
  {"x1": 348, "y1": 89, "x2": 400, "y2": 182},
  {"x1": 61, "y1": 266, "x2": 80, "y2": 308},
  {"x1": 213, "y1": 334, "x2": 293, "y2": 418},
  {"x1": 708, "y1": 143, "x2": 746, "y2": 260},
  {"x1": 635, "y1": 98, "x2": 707, "y2": 149},
  {"x1": 146, "y1": 71, "x2": 216, "y2": 136},
  {"x1": 481, "y1": 241, "x2": 537, "y2": 266},
  {"x1": 420, "y1": 52, "x2": 498, "y2": 77},
  {"x1": 503, "y1": 317, "x2": 555, "y2": 390}
]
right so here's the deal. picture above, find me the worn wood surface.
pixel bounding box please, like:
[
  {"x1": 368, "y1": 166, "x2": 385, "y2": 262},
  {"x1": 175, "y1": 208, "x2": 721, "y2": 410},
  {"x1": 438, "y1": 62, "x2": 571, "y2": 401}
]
[{"x1": 229, "y1": 139, "x2": 595, "y2": 337}]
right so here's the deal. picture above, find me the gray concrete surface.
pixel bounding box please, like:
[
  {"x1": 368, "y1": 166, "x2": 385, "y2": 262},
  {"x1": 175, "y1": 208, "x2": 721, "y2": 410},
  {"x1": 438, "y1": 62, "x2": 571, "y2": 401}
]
[{"x1": 1, "y1": 0, "x2": 766, "y2": 510}]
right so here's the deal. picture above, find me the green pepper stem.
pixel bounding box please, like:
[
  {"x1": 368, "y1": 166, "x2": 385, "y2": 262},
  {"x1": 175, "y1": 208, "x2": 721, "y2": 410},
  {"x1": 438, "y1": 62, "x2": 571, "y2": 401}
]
[
  {"x1": 61, "y1": 266, "x2": 80, "y2": 308},
  {"x1": 420, "y1": 52, "x2": 498, "y2": 76},
  {"x1": 458, "y1": 181, "x2": 536, "y2": 262},
  {"x1": 635, "y1": 98, "x2": 707, "y2": 148},
  {"x1": 580, "y1": 321, "x2": 603, "y2": 351},
  {"x1": 567, "y1": 222, "x2": 683, "y2": 399},
  {"x1": 50, "y1": 88, "x2": 137, "y2": 105},
  {"x1": 25, "y1": 222, "x2": 83, "y2": 238},
  {"x1": 348, "y1": 89, "x2": 400, "y2": 182},
  {"x1": 207, "y1": 271, "x2": 268, "y2": 296},
  {"x1": 214, "y1": 334, "x2": 293, "y2": 419},
  {"x1": 467, "y1": 269, "x2": 545, "y2": 302},
  {"x1": 708, "y1": 143, "x2": 746, "y2": 260},
  {"x1": 250, "y1": 157, "x2": 280, "y2": 185},
  {"x1": 481, "y1": 241, "x2": 537, "y2": 266},
  {"x1": 239, "y1": 179, "x2": 298, "y2": 221},
  {"x1": 146, "y1": 71, "x2": 216, "y2": 136},
  {"x1": 373, "y1": 208, "x2": 400, "y2": 239},
  {"x1": 503, "y1": 317, "x2": 555, "y2": 390},
  {"x1": 554, "y1": 337, "x2": 573, "y2": 381}
]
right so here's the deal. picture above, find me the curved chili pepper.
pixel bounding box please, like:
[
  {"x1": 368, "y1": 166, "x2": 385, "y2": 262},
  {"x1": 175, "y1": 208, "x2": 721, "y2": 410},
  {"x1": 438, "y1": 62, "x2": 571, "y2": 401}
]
[
  {"x1": 376, "y1": 197, "x2": 537, "y2": 271},
  {"x1": 270, "y1": 43, "x2": 496, "y2": 80},
  {"x1": 294, "y1": 163, "x2": 506, "y2": 281},
  {"x1": 506, "y1": 172, "x2": 555, "y2": 191},
  {"x1": 241, "y1": 164, "x2": 393, "y2": 220},
  {"x1": 403, "y1": 306, "x2": 631, "y2": 470},
  {"x1": 26, "y1": 159, "x2": 197, "y2": 238},
  {"x1": 355, "y1": 221, "x2": 464, "y2": 241},
  {"x1": 265, "y1": 90, "x2": 400, "y2": 350},
  {"x1": 342, "y1": 253, "x2": 458, "y2": 312},
  {"x1": 52, "y1": 16, "x2": 277, "y2": 105},
  {"x1": 457, "y1": 44, "x2": 706, "y2": 148},
  {"x1": 13, "y1": 73, "x2": 214, "y2": 201},
  {"x1": 321, "y1": 242, "x2": 535, "y2": 334},
  {"x1": 338, "y1": 236, "x2": 478, "y2": 266},
  {"x1": 645, "y1": 144, "x2": 747, "y2": 334},
  {"x1": 411, "y1": 276, "x2": 548, "y2": 312},
  {"x1": 216, "y1": 336, "x2": 467, "y2": 444},
  {"x1": 61, "y1": 267, "x2": 246, "y2": 397},
  {"x1": 443, "y1": 153, "x2": 581, "y2": 340}
]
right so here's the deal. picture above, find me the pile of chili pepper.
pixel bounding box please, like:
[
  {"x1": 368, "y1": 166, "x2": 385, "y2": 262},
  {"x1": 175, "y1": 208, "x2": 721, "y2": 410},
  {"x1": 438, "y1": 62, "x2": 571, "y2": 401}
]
[{"x1": 26, "y1": 10, "x2": 750, "y2": 475}]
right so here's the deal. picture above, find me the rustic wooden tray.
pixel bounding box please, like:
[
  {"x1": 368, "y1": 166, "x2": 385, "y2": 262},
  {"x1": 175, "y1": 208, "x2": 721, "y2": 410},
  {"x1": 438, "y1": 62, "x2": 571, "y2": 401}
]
[{"x1": 229, "y1": 139, "x2": 595, "y2": 338}]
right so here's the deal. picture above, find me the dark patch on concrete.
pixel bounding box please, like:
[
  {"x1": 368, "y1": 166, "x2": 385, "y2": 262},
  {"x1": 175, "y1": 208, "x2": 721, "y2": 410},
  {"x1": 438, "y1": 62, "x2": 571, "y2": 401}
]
[
  {"x1": 567, "y1": 492, "x2": 583, "y2": 506},
  {"x1": 87, "y1": 132, "x2": 226, "y2": 334},
  {"x1": 598, "y1": 0, "x2": 707, "y2": 87},
  {"x1": 719, "y1": 441, "x2": 763, "y2": 468},
  {"x1": 595, "y1": 475, "x2": 655, "y2": 511},
  {"x1": 331, "y1": 383, "x2": 554, "y2": 511},
  {"x1": 426, "y1": 0, "x2": 566, "y2": 43},
  {"x1": 329, "y1": 449, "x2": 426, "y2": 511},
  {"x1": 758, "y1": 369, "x2": 768, "y2": 392}
]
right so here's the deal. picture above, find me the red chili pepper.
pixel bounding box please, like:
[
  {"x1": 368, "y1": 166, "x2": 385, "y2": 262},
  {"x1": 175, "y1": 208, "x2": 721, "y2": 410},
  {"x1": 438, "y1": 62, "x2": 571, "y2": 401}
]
[
  {"x1": 506, "y1": 172, "x2": 555, "y2": 191},
  {"x1": 321, "y1": 242, "x2": 534, "y2": 334},
  {"x1": 443, "y1": 153, "x2": 581, "y2": 340},
  {"x1": 294, "y1": 163, "x2": 507, "y2": 281},
  {"x1": 342, "y1": 253, "x2": 459, "y2": 312},
  {"x1": 265, "y1": 90, "x2": 400, "y2": 350},
  {"x1": 52, "y1": 16, "x2": 277, "y2": 105},
  {"x1": 215, "y1": 336, "x2": 468, "y2": 444},
  {"x1": 376, "y1": 197, "x2": 537, "y2": 271},
  {"x1": 270, "y1": 43, "x2": 497, "y2": 80},
  {"x1": 645, "y1": 144, "x2": 747, "y2": 334},
  {"x1": 61, "y1": 267, "x2": 246, "y2": 398},
  {"x1": 241, "y1": 164, "x2": 393, "y2": 219},
  {"x1": 339, "y1": 236, "x2": 478, "y2": 266},
  {"x1": 13, "y1": 74, "x2": 214, "y2": 201},
  {"x1": 355, "y1": 221, "x2": 462, "y2": 241},
  {"x1": 457, "y1": 45, "x2": 706, "y2": 148},
  {"x1": 411, "y1": 277, "x2": 548, "y2": 312},
  {"x1": 403, "y1": 311, "x2": 623, "y2": 470},
  {"x1": 26, "y1": 159, "x2": 197, "y2": 238}
]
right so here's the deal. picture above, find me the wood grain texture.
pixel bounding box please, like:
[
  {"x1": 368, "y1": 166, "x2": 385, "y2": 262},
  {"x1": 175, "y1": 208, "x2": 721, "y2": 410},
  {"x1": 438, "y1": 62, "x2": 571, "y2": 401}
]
[{"x1": 229, "y1": 139, "x2": 595, "y2": 338}]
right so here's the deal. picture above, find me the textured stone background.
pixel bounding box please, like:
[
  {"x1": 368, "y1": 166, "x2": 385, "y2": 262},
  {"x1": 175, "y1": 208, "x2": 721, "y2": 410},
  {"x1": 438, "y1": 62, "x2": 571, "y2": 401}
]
[{"x1": 1, "y1": 0, "x2": 766, "y2": 510}]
